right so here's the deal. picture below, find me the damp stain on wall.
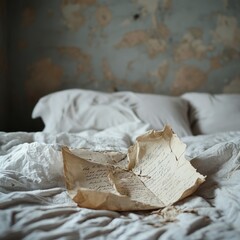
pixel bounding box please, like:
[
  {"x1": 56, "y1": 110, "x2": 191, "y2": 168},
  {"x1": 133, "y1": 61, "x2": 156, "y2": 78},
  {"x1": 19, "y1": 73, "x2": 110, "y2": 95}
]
[
  {"x1": 25, "y1": 58, "x2": 63, "y2": 101},
  {"x1": 212, "y1": 14, "x2": 240, "y2": 50},
  {"x1": 174, "y1": 28, "x2": 213, "y2": 61},
  {"x1": 172, "y1": 66, "x2": 207, "y2": 95},
  {"x1": 224, "y1": 75, "x2": 240, "y2": 93},
  {"x1": 96, "y1": 5, "x2": 112, "y2": 28},
  {"x1": 61, "y1": 0, "x2": 97, "y2": 31},
  {"x1": 148, "y1": 60, "x2": 169, "y2": 84},
  {"x1": 57, "y1": 46, "x2": 93, "y2": 76},
  {"x1": 116, "y1": 29, "x2": 168, "y2": 58}
]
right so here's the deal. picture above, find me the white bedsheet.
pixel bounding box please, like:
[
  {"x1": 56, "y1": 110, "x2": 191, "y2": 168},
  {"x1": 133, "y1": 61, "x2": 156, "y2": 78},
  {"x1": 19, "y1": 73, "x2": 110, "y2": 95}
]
[{"x1": 0, "y1": 124, "x2": 240, "y2": 240}]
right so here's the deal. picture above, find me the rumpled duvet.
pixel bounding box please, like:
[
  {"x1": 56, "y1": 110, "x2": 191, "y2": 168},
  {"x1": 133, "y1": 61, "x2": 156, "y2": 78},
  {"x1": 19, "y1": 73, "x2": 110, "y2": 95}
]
[{"x1": 0, "y1": 123, "x2": 240, "y2": 240}]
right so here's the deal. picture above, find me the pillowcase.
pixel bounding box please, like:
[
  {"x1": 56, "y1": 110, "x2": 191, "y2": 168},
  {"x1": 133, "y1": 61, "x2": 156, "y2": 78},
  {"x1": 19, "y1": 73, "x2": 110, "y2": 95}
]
[
  {"x1": 32, "y1": 89, "x2": 193, "y2": 137},
  {"x1": 181, "y1": 92, "x2": 240, "y2": 135},
  {"x1": 133, "y1": 93, "x2": 192, "y2": 137},
  {"x1": 32, "y1": 89, "x2": 140, "y2": 133}
]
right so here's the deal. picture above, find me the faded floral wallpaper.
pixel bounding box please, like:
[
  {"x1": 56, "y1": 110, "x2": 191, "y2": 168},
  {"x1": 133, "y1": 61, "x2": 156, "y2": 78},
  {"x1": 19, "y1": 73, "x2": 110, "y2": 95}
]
[{"x1": 2, "y1": 0, "x2": 240, "y2": 131}]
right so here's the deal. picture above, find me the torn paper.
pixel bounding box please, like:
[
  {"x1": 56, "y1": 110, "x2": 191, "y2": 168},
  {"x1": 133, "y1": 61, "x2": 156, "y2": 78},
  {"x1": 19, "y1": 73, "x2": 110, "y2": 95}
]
[{"x1": 62, "y1": 125, "x2": 205, "y2": 211}]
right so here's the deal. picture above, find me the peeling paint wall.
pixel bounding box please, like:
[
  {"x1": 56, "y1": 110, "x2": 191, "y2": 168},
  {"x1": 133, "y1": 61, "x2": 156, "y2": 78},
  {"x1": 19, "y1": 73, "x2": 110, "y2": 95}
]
[
  {"x1": 6, "y1": 0, "x2": 240, "y2": 131},
  {"x1": 0, "y1": 0, "x2": 7, "y2": 130}
]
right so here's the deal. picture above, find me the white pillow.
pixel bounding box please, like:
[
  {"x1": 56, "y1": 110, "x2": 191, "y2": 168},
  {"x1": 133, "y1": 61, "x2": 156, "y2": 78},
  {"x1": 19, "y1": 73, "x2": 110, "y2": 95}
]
[
  {"x1": 32, "y1": 89, "x2": 140, "y2": 133},
  {"x1": 32, "y1": 89, "x2": 192, "y2": 137},
  {"x1": 182, "y1": 93, "x2": 240, "y2": 135},
  {"x1": 133, "y1": 93, "x2": 192, "y2": 137}
]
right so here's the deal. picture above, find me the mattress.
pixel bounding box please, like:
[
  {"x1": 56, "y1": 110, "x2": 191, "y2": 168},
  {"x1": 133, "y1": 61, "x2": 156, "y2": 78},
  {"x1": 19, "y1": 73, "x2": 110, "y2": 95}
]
[{"x1": 1, "y1": 126, "x2": 240, "y2": 240}]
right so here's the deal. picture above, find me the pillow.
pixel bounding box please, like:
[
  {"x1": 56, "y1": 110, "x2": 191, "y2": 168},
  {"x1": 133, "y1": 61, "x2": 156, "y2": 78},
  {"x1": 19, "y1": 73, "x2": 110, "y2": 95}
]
[
  {"x1": 32, "y1": 89, "x2": 193, "y2": 137},
  {"x1": 133, "y1": 93, "x2": 192, "y2": 137},
  {"x1": 32, "y1": 89, "x2": 140, "y2": 133},
  {"x1": 181, "y1": 92, "x2": 240, "y2": 135}
]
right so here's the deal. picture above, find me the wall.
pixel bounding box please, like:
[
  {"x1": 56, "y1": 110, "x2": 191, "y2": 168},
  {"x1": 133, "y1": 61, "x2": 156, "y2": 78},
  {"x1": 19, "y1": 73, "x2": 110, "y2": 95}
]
[
  {"x1": 7, "y1": 0, "x2": 240, "y2": 131},
  {"x1": 0, "y1": 0, "x2": 7, "y2": 130}
]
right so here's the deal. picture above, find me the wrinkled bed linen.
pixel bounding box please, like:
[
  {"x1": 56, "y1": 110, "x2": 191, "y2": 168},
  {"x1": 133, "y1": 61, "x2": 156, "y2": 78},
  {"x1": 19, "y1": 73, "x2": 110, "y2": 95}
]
[{"x1": 0, "y1": 125, "x2": 240, "y2": 240}]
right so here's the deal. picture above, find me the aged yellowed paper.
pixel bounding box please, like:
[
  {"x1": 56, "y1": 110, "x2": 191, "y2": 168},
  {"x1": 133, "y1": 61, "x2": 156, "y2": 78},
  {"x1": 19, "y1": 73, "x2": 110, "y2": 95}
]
[{"x1": 62, "y1": 125, "x2": 205, "y2": 211}]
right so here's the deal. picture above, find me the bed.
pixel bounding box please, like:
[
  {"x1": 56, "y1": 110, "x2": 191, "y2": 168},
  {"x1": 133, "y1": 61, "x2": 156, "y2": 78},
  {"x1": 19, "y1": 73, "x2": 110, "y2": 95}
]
[{"x1": 1, "y1": 89, "x2": 240, "y2": 240}]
